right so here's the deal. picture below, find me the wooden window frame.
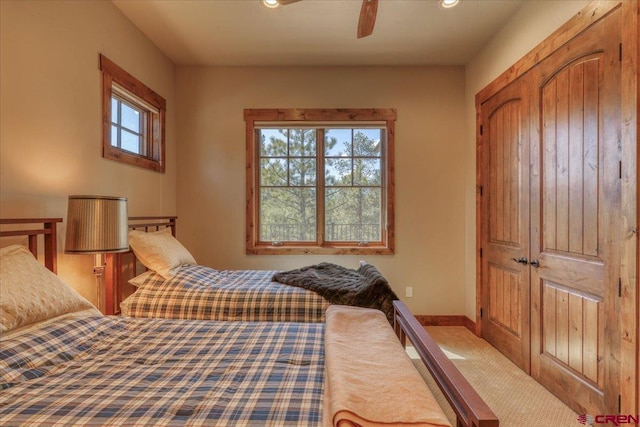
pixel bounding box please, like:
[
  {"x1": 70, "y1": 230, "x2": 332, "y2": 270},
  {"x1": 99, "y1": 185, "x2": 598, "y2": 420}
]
[
  {"x1": 245, "y1": 108, "x2": 396, "y2": 255},
  {"x1": 110, "y1": 95, "x2": 146, "y2": 155},
  {"x1": 100, "y1": 54, "x2": 166, "y2": 173}
]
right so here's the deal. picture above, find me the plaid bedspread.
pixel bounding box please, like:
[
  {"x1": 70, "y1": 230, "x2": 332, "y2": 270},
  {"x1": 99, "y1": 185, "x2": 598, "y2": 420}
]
[
  {"x1": 0, "y1": 312, "x2": 324, "y2": 426},
  {"x1": 121, "y1": 266, "x2": 330, "y2": 322}
]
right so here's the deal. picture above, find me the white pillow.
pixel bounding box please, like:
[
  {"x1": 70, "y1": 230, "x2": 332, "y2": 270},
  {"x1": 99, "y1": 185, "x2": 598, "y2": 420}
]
[
  {"x1": 128, "y1": 228, "x2": 197, "y2": 279},
  {"x1": 0, "y1": 245, "x2": 96, "y2": 333},
  {"x1": 128, "y1": 270, "x2": 157, "y2": 287}
]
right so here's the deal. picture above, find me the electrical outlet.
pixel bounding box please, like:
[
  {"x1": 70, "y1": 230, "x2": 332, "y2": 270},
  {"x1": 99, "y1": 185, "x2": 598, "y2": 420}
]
[{"x1": 405, "y1": 287, "x2": 413, "y2": 298}]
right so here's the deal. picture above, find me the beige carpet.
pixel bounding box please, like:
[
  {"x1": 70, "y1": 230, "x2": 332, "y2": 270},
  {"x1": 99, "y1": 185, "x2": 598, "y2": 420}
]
[{"x1": 409, "y1": 326, "x2": 579, "y2": 427}]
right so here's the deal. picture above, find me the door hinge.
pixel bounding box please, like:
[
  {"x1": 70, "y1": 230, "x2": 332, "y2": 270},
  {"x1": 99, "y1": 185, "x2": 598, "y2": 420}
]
[
  {"x1": 619, "y1": 43, "x2": 623, "y2": 62},
  {"x1": 619, "y1": 278, "x2": 622, "y2": 297},
  {"x1": 479, "y1": 185, "x2": 483, "y2": 196},
  {"x1": 480, "y1": 308, "x2": 483, "y2": 318},
  {"x1": 618, "y1": 394, "x2": 621, "y2": 412},
  {"x1": 619, "y1": 160, "x2": 622, "y2": 179},
  {"x1": 479, "y1": 248, "x2": 483, "y2": 258},
  {"x1": 480, "y1": 125, "x2": 483, "y2": 135}
]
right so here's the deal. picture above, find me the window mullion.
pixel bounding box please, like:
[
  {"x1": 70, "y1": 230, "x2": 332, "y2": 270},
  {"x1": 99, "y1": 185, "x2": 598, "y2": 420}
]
[
  {"x1": 317, "y1": 128, "x2": 325, "y2": 246},
  {"x1": 142, "y1": 111, "x2": 147, "y2": 156},
  {"x1": 286, "y1": 130, "x2": 291, "y2": 186},
  {"x1": 351, "y1": 129, "x2": 355, "y2": 186},
  {"x1": 117, "y1": 101, "x2": 122, "y2": 149}
]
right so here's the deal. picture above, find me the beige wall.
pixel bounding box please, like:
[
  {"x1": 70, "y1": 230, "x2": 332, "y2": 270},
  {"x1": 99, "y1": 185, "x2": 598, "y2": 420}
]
[
  {"x1": 176, "y1": 66, "x2": 466, "y2": 315},
  {"x1": 462, "y1": 0, "x2": 591, "y2": 319},
  {"x1": 0, "y1": 0, "x2": 596, "y2": 317},
  {"x1": 0, "y1": 0, "x2": 177, "y2": 304}
]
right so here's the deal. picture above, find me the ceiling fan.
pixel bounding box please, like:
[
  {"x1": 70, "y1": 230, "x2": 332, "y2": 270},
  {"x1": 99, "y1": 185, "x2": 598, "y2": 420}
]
[{"x1": 276, "y1": 0, "x2": 378, "y2": 39}]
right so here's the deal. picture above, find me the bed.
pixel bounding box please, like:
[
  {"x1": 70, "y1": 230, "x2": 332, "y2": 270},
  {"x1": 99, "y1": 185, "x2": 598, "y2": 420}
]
[
  {"x1": 105, "y1": 216, "x2": 397, "y2": 323},
  {"x1": 0, "y1": 218, "x2": 498, "y2": 427}
]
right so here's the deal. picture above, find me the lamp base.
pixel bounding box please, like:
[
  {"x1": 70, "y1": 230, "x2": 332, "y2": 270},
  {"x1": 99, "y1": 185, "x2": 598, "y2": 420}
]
[{"x1": 93, "y1": 254, "x2": 105, "y2": 313}]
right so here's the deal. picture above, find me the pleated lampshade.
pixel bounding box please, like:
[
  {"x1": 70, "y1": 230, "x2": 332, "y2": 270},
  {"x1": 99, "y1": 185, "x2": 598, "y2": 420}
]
[{"x1": 65, "y1": 195, "x2": 128, "y2": 254}]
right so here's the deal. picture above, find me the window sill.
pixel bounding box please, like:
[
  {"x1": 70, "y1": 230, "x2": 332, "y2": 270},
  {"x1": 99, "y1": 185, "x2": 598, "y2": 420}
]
[
  {"x1": 103, "y1": 146, "x2": 164, "y2": 173},
  {"x1": 246, "y1": 245, "x2": 394, "y2": 255}
]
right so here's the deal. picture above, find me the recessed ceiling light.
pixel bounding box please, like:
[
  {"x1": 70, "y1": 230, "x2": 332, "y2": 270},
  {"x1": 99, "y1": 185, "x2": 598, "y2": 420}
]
[
  {"x1": 439, "y1": 0, "x2": 461, "y2": 9},
  {"x1": 262, "y1": 0, "x2": 280, "y2": 9}
]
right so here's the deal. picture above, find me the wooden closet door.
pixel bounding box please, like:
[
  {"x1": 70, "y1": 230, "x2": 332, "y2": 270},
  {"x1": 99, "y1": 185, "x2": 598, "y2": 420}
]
[
  {"x1": 479, "y1": 75, "x2": 531, "y2": 372},
  {"x1": 529, "y1": 6, "x2": 621, "y2": 415}
]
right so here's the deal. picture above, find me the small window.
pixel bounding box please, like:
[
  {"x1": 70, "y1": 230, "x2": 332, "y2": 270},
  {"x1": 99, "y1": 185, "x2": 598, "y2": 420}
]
[
  {"x1": 245, "y1": 109, "x2": 396, "y2": 255},
  {"x1": 111, "y1": 95, "x2": 145, "y2": 155},
  {"x1": 100, "y1": 54, "x2": 165, "y2": 172}
]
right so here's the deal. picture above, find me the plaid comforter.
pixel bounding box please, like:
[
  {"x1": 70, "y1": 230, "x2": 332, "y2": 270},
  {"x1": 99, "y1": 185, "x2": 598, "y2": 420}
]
[
  {"x1": 0, "y1": 312, "x2": 325, "y2": 426},
  {"x1": 121, "y1": 266, "x2": 330, "y2": 322}
]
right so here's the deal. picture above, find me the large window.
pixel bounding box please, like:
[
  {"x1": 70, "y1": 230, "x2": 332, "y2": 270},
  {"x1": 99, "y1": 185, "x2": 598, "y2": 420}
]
[
  {"x1": 245, "y1": 109, "x2": 396, "y2": 255},
  {"x1": 100, "y1": 54, "x2": 166, "y2": 173}
]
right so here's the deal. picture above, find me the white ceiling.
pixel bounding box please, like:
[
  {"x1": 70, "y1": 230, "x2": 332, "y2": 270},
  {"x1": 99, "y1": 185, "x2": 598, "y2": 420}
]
[{"x1": 112, "y1": 0, "x2": 525, "y2": 66}]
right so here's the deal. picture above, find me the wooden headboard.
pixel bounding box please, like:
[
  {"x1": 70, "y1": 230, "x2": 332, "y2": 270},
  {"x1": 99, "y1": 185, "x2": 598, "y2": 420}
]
[
  {"x1": 0, "y1": 218, "x2": 62, "y2": 273},
  {"x1": 104, "y1": 216, "x2": 177, "y2": 315}
]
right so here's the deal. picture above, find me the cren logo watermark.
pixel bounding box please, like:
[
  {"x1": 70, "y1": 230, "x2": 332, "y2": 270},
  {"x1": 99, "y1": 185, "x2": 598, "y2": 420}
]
[
  {"x1": 578, "y1": 414, "x2": 595, "y2": 425},
  {"x1": 577, "y1": 414, "x2": 640, "y2": 426}
]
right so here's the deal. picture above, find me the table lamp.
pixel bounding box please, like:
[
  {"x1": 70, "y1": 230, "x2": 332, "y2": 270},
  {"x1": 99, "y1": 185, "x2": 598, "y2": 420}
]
[{"x1": 65, "y1": 195, "x2": 128, "y2": 312}]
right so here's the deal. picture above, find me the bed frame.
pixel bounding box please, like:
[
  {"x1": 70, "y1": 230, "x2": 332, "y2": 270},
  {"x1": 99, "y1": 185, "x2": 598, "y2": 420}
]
[
  {"x1": 104, "y1": 216, "x2": 177, "y2": 315},
  {"x1": 8, "y1": 216, "x2": 498, "y2": 427},
  {"x1": 394, "y1": 300, "x2": 499, "y2": 427},
  {"x1": 0, "y1": 218, "x2": 62, "y2": 273}
]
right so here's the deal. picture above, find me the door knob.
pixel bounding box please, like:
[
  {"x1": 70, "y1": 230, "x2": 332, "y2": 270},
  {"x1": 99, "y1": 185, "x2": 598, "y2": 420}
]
[
  {"x1": 530, "y1": 259, "x2": 540, "y2": 268},
  {"x1": 511, "y1": 257, "x2": 528, "y2": 265}
]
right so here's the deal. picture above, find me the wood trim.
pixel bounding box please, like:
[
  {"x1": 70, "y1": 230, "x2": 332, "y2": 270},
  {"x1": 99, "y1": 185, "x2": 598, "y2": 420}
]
[
  {"x1": 128, "y1": 216, "x2": 177, "y2": 235},
  {"x1": 100, "y1": 54, "x2": 166, "y2": 173},
  {"x1": 0, "y1": 228, "x2": 54, "y2": 237},
  {"x1": 245, "y1": 119, "x2": 257, "y2": 254},
  {"x1": 415, "y1": 315, "x2": 476, "y2": 334},
  {"x1": 244, "y1": 108, "x2": 396, "y2": 255},
  {"x1": 394, "y1": 301, "x2": 499, "y2": 427},
  {"x1": 475, "y1": 0, "x2": 620, "y2": 103},
  {"x1": 102, "y1": 145, "x2": 164, "y2": 172},
  {"x1": 385, "y1": 118, "x2": 396, "y2": 253},
  {"x1": 419, "y1": 315, "x2": 475, "y2": 329},
  {"x1": 44, "y1": 220, "x2": 57, "y2": 274},
  {"x1": 0, "y1": 218, "x2": 62, "y2": 273},
  {"x1": 247, "y1": 245, "x2": 394, "y2": 256},
  {"x1": 620, "y1": 0, "x2": 639, "y2": 415},
  {"x1": 0, "y1": 218, "x2": 63, "y2": 224},
  {"x1": 99, "y1": 55, "x2": 166, "y2": 109},
  {"x1": 244, "y1": 108, "x2": 397, "y2": 121},
  {"x1": 475, "y1": 94, "x2": 483, "y2": 337}
]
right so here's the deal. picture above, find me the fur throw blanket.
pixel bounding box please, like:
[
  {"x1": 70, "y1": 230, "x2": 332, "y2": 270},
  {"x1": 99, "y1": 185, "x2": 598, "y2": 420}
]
[{"x1": 272, "y1": 262, "x2": 398, "y2": 324}]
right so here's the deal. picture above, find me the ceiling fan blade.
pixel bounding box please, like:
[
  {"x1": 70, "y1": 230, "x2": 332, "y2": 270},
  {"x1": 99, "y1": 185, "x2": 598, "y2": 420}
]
[
  {"x1": 277, "y1": 0, "x2": 302, "y2": 5},
  {"x1": 357, "y1": 0, "x2": 378, "y2": 39}
]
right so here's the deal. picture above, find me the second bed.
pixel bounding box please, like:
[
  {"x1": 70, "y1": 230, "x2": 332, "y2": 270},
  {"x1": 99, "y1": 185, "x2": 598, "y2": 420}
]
[{"x1": 107, "y1": 216, "x2": 398, "y2": 322}]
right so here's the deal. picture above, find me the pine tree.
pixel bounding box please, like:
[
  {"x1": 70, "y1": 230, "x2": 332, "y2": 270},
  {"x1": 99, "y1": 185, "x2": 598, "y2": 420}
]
[{"x1": 259, "y1": 128, "x2": 382, "y2": 242}]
